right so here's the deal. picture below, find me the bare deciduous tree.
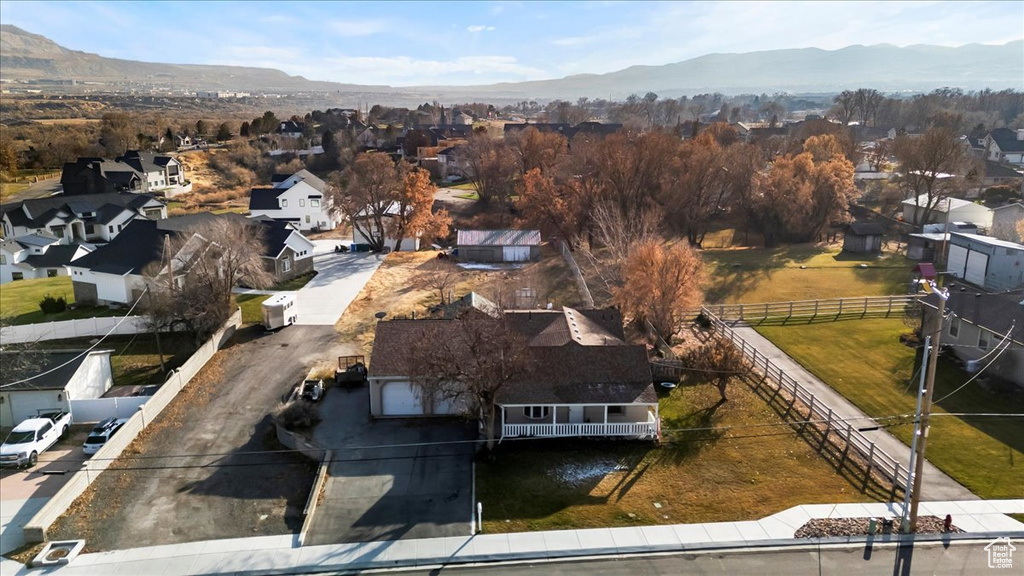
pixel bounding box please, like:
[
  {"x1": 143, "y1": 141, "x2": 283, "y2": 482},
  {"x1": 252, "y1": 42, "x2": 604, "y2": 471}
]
[
  {"x1": 416, "y1": 258, "x2": 460, "y2": 305},
  {"x1": 613, "y1": 241, "x2": 705, "y2": 344},
  {"x1": 689, "y1": 335, "x2": 749, "y2": 402},
  {"x1": 894, "y1": 127, "x2": 978, "y2": 228}
]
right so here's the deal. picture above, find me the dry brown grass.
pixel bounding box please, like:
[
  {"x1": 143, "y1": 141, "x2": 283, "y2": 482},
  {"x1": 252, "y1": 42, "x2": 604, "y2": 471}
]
[
  {"x1": 176, "y1": 149, "x2": 250, "y2": 202},
  {"x1": 335, "y1": 245, "x2": 582, "y2": 360}
]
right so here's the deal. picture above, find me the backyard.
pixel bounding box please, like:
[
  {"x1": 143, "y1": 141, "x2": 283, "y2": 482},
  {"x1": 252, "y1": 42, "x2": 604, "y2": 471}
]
[
  {"x1": 0, "y1": 276, "x2": 118, "y2": 325},
  {"x1": 702, "y1": 244, "x2": 913, "y2": 304},
  {"x1": 755, "y1": 318, "x2": 1024, "y2": 499},
  {"x1": 37, "y1": 334, "x2": 197, "y2": 389},
  {"x1": 336, "y1": 245, "x2": 582, "y2": 358},
  {"x1": 476, "y1": 378, "x2": 884, "y2": 533}
]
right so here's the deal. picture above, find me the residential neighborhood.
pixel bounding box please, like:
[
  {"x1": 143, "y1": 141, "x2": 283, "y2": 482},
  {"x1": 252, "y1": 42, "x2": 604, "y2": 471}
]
[{"x1": 0, "y1": 2, "x2": 1022, "y2": 574}]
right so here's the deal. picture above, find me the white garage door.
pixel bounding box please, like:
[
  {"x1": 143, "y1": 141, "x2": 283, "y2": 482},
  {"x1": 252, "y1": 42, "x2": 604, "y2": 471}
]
[
  {"x1": 503, "y1": 246, "x2": 530, "y2": 262},
  {"x1": 947, "y1": 244, "x2": 968, "y2": 279},
  {"x1": 381, "y1": 381, "x2": 423, "y2": 416},
  {"x1": 965, "y1": 251, "x2": 989, "y2": 286}
]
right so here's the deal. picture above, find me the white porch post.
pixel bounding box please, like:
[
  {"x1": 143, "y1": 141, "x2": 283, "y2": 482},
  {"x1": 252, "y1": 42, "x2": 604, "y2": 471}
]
[
  {"x1": 500, "y1": 406, "x2": 505, "y2": 439},
  {"x1": 603, "y1": 405, "x2": 608, "y2": 424}
]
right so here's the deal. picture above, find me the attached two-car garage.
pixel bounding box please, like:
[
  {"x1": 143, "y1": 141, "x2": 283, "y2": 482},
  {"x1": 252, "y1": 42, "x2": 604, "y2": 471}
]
[{"x1": 376, "y1": 380, "x2": 461, "y2": 417}]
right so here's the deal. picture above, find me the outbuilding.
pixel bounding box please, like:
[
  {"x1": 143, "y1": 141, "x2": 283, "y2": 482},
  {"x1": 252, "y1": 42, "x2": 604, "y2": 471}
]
[
  {"x1": 842, "y1": 222, "x2": 885, "y2": 254},
  {"x1": 456, "y1": 229, "x2": 541, "y2": 263},
  {"x1": 946, "y1": 232, "x2": 1024, "y2": 291},
  {"x1": 0, "y1": 350, "x2": 113, "y2": 427}
]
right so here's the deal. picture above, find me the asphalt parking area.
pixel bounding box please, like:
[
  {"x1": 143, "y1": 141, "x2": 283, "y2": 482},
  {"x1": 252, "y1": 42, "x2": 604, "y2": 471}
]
[{"x1": 305, "y1": 385, "x2": 475, "y2": 544}]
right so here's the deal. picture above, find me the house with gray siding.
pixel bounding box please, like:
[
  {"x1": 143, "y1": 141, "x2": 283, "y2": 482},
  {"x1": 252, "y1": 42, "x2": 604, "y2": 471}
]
[{"x1": 456, "y1": 229, "x2": 541, "y2": 263}]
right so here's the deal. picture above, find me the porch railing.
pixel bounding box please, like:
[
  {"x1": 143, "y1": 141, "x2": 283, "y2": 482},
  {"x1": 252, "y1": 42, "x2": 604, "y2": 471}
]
[{"x1": 503, "y1": 421, "x2": 657, "y2": 438}]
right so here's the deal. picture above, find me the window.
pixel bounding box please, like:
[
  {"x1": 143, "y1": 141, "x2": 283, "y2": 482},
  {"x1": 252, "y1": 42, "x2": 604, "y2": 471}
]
[
  {"x1": 281, "y1": 199, "x2": 288, "y2": 208},
  {"x1": 283, "y1": 259, "x2": 291, "y2": 272},
  {"x1": 50, "y1": 226, "x2": 65, "y2": 238},
  {"x1": 608, "y1": 406, "x2": 625, "y2": 415},
  {"x1": 108, "y1": 225, "x2": 114, "y2": 233},
  {"x1": 311, "y1": 199, "x2": 320, "y2": 208},
  {"x1": 949, "y1": 317, "x2": 960, "y2": 339},
  {"x1": 37, "y1": 423, "x2": 52, "y2": 439},
  {"x1": 299, "y1": 199, "x2": 305, "y2": 207},
  {"x1": 305, "y1": 215, "x2": 311, "y2": 223},
  {"x1": 47, "y1": 269, "x2": 58, "y2": 278},
  {"x1": 523, "y1": 406, "x2": 550, "y2": 419},
  {"x1": 0, "y1": 254, "x2": 5, "y2": 265},
  {"x1": 978, "y1": 330, "x2": 990, "y2": 350},
  {"x1": 11, "y1": 272, "x2": 23, "y2": 281}
]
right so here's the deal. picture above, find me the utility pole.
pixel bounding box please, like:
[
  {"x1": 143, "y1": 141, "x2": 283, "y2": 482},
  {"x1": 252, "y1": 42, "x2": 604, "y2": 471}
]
[
  {"x1": 900, "y1": 335, "x2": 929, "y2": 533},
  {"x1": 909, "y1": 283, "x2": 948, "y2": 532}
]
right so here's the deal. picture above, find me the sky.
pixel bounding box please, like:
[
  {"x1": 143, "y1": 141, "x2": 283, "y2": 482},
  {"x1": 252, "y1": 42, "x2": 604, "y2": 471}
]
[{"x1": 2, "y1": 1, "x2": 1022, "y2": 86}]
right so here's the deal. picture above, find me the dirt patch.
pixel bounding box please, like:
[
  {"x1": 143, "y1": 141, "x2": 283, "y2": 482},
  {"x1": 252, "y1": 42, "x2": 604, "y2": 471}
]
[
  {"x1": 336, "y1": 246, "x2": 582, "y2": 359},
  {"x1": 795, "y1": 516, "x2": 963, "y2": 537}
]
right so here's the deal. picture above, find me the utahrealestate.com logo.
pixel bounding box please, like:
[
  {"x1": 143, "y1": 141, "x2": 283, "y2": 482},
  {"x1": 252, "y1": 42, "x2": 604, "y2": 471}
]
[{"x1": 985, "y1": 537, "x2": 1015, "y2": 569}]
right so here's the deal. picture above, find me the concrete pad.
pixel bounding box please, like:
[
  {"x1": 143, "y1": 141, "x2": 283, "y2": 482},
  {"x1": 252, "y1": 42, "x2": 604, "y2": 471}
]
[
  {"x1": 0, "y1": 497, "x2": 47, "y2": 555},
  {"x1": 732, "y1": 521, "x2": 771, "y2": 542},
  {"x1": 543, "y1": 530, "x2": 581, "y2": 553},
  {"x1": 471, "y1": 535, "x2": 512, "y2": 559},
  {"x1": 672, "y1": 523, "x2": 713, "y2": 544},
  {"x1": 507, "y1": 532, "x2": 546, "y2": 555},
  {"x1": 757, "y1": 517, "x2": 796, "y2": 539},
  {"x1": 952, "y1": 500, "x2": 1000, "y2": 515},
  {"x1": 969, "y1": 514, "x2": 1024, "y2": 532},
  {"x1": 574, "y1": 528, "x2": 617, "y2": 552},
  {"x1": 442, "y1": 535, "x2": 475, "y2": 557},
  {"x1": 295, "y1": 252, "x2": 385, "y2": 325},
  {"x1": 640, "y1": 525, "x2": 681, "y2": 548},
  {"x1": 800, "y1": 503, "x2": 843, "y2": 518},
  {"x1": 609, "y1": 527, "x2": 648, "y2": 552},
  {"x1": 771, "y1": 506, "x2": 814, "y2": 531},
  {"x1": 703, "y1": 522, "x2": 744, "y2": 543}
]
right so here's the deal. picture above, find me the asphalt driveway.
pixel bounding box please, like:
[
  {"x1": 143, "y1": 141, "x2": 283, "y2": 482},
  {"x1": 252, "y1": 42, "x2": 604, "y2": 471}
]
[
  {"x1": 305, "y1": 385, "x2": 476, "y2": 544},
  {"x1": 295, "y1": 247, "x2": 385, "y2": 326}
]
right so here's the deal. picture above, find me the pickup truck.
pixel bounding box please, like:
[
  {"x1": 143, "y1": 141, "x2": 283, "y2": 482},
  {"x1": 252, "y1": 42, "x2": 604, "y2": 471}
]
[{"x1": 0, "y1": 409, "x2": 73, "y2": 468}]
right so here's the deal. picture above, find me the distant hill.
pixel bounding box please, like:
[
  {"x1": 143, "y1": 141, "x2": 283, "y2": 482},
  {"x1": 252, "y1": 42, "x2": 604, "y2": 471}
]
[{"x1": 2, "y1": 25, "x2": 1021, "y2": 100}]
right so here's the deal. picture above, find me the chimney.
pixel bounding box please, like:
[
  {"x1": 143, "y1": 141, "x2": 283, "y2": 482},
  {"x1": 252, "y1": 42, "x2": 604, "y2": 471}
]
[{"x1": 1017, "y1": 129, "x2": 1024, "y2": 141}]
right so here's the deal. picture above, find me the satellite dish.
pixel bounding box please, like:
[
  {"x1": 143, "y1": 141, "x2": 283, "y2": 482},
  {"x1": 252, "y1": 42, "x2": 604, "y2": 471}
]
[{"x1": 374, "y1": 311, "x2": 387, "y2": 320}]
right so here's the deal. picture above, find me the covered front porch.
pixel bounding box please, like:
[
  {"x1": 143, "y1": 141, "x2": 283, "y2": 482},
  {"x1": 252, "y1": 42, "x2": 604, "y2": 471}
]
[{"x1": 500, "y1": 403, "x2": 659, "y2": 440}]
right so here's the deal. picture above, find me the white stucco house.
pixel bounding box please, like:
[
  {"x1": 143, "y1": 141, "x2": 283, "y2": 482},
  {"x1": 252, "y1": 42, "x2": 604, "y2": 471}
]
[
  {"x1": 0, "y1": 349, "x2": 114, "y2": 428},
  {"x1": 351, "y1": 202, "x2": 420, "y2": 252},
  {"x1": 248, "y1": 170, "x2": 340, "y2": 232},
  {"x1": 982, "y1": 128, "x2": 1024, "y2": 166},
  {"x1": 1, "y1": 192, "x2": 166, "y2": 245},
  {"x1": 901, "y1": 194, "x2": 993, "y2": 230},
  {"x1": 0, "y1": 235, "x2": 93, "y2": 284}
]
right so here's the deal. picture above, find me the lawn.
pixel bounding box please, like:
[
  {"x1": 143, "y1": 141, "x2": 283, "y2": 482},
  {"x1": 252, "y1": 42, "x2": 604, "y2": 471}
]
[
  {"x1": 37, "y1": 334, "x2": 197, "y2": 389},
  {"x1": 235, "y1": 293, "x2": 270, "y2": 324},
  {"x1": 272, "y1": 271, "x2": 317, "y2": 291},
  {"x1": 0, "y1": 276, "x2": 118, "y2": 325},
  {"x1": 755, "y1": 318, "x2": 1023, "y2": 499},
  {"x1": 702, "y1": 244, "x2": 913, "y2": 304},
  {"x1": 477, "y1": 379, "x2": 881, "y2": 533}
]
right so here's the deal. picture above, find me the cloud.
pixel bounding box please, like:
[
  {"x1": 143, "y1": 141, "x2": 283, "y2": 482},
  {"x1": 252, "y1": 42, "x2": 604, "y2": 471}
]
[
  {"x1": 467, "y1": 25, "x2": 496, "y2": 33},
  {"x1": 326, "y1": 18, "x2": 391, "y2": 37}
]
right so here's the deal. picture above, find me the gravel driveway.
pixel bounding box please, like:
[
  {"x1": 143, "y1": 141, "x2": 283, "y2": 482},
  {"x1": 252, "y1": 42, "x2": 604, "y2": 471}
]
[{"x1": 48, "y1": 325, "x2": 352, "y2": 551}]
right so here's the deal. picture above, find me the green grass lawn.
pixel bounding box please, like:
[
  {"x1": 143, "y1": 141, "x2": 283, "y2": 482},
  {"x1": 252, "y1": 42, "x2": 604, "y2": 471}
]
[
  {"x1": 0, "y1": 276, "x2": 118, "y2": 325},
  {"x1": 37, "y1": 334, "x2": 197, "y2": 389},
  {"x1": 477, "y1": 378, "x2": 881, "y2": 533},
  {"x1": 755, "y1": 319, "x2": 1023, "y2": 499},
  {"x1": 702, "y1": 244, "x2": 912, "y2": 304},
  {"x1": 235, "y1": 293, "x2": 270, "y2": 324},
  {"x1": 271, "y1": 271, "x2": 317, "y2": 291}
]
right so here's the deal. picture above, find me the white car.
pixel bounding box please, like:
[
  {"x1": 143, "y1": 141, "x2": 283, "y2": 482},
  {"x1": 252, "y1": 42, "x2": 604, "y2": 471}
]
[
  {"x1": 82, "y1": 418, "x2": 127, "y2": 455},
  {"x1": 1, "y1": 410, "x2": 72, "y2": 468}
]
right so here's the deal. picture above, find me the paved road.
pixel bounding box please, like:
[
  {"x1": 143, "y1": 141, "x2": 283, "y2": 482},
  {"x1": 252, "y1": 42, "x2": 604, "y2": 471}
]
[
  {"x1": 294, "y1": 249, "x2": 385, "y2": 326},
  {"x1": 2, "y1": 177, "x2": 62, "y2": 204},
  {"x1": 305, "y1": 385, "x2": 476, "y2": 544},
  {"x1": 392, "y1": 540, "x2": 1012, "y2": 576},
  {"x1": 730, "y1": 323, "x2": 977, "y2": 502}
]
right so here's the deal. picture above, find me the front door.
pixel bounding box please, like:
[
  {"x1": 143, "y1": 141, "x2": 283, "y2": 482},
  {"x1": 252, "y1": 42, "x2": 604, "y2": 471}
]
[{"x1": 568, "y1": 406, "x2": 584, "y2": 424}]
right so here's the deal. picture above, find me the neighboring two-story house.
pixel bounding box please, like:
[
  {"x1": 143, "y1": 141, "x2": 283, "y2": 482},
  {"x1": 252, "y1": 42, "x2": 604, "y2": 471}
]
[
  {"x1": 60, "y1": 152, "x2": 190, "y2": 198},
  {"x1": 248, "y1": 170, "x2": 340, "y2": 232},
  {"x1": 982, "y1": 128, "x2": 1024, "y2": 166},
  {"x1": 0, "y1": 234, "x2": 93, "y2": 284},
  {"x1": 0, "y1": 193, "x2": 166, "y2": 244},
  {"x1": 437, "y1": 146, "x2": 470, "y2": 180},
  {"x1": 278, "y1": 120, "x2": 306, "y2": 138}
]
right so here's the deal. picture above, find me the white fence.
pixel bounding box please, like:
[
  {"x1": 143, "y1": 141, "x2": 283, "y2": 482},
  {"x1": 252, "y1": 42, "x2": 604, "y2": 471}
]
[
  {"x1": 557, "y1": 239, "x2": 595, "y2": 308},
  {"x1": 0, "y1": 316, "x2": 151, "y2": 344},
  {"x1": 700, "y1": 295, "x2": 917, "y2": 323},
  {"x1": 23, "y1": 308, "x2": 242, "y2": 544},
  {"x1": 69, "y1": 397, "x2": 148, "y2": 423}
]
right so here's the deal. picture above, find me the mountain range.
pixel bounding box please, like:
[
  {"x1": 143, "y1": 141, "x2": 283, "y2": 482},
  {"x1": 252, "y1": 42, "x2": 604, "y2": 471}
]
[{"x1": 2, "y1": 25, "x2": 1021, "y2": 101}]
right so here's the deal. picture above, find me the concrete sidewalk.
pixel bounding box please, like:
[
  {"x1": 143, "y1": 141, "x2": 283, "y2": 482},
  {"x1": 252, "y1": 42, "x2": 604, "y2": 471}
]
[
  {"x1": 3, "y1": 500, "x2": 1020, "y2": 576},
  {"x1": 730, "y1": 323, "x2": 977, "y2": 502}
]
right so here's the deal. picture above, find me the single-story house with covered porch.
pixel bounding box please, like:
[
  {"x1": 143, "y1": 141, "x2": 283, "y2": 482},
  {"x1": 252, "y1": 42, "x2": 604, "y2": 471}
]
[{"x1": 368, "y1": 299, "x2": 658, "y2": 440}]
